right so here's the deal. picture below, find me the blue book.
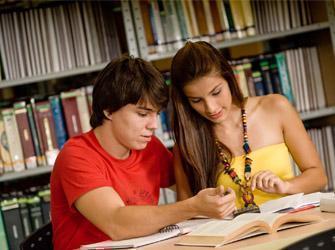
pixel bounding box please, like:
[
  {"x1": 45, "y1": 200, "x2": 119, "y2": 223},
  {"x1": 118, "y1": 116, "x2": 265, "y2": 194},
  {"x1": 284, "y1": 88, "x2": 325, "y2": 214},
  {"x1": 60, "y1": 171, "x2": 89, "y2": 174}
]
[
  {"x1": 49, "y1": 95, "x2": 68, "y2": 149},
  {"x1": 275, "y1": 52, "x2": 294, "y2": 104}
]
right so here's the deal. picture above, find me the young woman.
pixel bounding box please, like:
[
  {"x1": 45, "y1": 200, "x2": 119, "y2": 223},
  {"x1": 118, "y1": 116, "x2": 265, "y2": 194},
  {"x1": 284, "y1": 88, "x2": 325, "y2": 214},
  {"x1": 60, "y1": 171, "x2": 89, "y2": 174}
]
[{"x1": 170, "y1": 41, "x2": 327, "y2": 210}]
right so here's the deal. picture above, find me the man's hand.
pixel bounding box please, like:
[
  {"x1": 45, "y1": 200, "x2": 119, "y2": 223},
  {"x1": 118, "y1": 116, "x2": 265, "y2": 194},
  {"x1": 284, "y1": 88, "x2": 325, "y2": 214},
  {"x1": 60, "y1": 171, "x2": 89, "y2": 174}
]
[{"x1": 190, "y1": 186, "x2": 236, "y2": 219}]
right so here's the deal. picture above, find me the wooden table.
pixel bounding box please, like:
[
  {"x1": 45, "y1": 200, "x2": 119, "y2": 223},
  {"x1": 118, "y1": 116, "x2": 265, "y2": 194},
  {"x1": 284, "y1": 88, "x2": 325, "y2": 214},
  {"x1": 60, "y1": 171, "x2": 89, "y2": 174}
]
[{"x1": 142, "y1": 208, "x2": 335, "y2": 250}]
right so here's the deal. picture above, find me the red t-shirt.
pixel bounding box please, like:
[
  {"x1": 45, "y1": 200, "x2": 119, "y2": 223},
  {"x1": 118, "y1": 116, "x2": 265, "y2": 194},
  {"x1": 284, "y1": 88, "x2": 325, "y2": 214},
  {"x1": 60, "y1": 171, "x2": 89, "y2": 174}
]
[{"x1": 50, "y1": 130, "x2": 174, "y2": 250}]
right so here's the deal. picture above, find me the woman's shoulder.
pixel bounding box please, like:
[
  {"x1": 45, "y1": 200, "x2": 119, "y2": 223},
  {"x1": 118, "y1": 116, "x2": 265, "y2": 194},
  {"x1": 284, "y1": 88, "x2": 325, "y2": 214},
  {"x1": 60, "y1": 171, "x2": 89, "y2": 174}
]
[{"x1": 248, "y1": 94, "x2": 292, "y2": 114}]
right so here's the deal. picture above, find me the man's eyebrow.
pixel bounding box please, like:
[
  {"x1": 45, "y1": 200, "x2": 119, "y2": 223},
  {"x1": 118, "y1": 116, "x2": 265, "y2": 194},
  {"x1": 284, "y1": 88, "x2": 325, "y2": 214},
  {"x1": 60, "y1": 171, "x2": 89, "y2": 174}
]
[{"x1": 137, "y1": 106, "x2": 155, "y2": 112}]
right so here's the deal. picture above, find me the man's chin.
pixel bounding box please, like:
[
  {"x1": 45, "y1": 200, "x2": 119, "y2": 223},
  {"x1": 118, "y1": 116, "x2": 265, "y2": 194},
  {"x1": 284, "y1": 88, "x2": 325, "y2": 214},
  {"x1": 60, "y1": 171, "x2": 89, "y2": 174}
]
[{"x1": 132, "y1": 142, "x2": 149, "y2": 150}]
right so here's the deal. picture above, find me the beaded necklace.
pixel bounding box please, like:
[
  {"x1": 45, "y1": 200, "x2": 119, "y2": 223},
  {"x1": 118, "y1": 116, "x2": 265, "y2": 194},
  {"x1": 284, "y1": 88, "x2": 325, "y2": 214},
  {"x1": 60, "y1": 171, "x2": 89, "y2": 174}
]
[{"x1": 215, "y1": 100, "x2": 260, "y2": 215}]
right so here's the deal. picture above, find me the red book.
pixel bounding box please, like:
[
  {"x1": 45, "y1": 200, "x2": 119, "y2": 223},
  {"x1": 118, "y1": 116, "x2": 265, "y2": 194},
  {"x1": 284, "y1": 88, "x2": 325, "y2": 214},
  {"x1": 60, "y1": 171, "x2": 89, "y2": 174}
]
[{"x1": 60, "y1": 90, "x2": 83, "y2": 138}]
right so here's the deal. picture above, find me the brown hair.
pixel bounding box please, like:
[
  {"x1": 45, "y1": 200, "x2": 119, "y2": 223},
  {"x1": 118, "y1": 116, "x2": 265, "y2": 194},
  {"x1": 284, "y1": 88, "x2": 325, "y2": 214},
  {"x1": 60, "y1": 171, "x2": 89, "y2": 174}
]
[
  {"x1": 171, "y1": 41, "x2": 244, "y2": 194},
  {"x1": 90, "y1": 56, "x2": 168, "y2": 128}
]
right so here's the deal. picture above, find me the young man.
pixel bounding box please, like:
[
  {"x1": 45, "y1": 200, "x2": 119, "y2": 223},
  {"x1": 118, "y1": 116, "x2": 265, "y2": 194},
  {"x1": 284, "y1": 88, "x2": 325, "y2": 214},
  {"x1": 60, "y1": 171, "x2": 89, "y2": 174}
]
[{"x1": 50, "y1": 56, "x2": 236, "y2": 250}]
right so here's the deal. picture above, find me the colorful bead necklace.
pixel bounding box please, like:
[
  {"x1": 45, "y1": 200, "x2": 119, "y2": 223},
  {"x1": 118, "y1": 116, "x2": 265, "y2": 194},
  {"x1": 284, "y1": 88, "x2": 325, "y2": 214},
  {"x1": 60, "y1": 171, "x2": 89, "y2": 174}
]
[{"x1": 216, "y1": 100, "x2": 259, "y2": 213}]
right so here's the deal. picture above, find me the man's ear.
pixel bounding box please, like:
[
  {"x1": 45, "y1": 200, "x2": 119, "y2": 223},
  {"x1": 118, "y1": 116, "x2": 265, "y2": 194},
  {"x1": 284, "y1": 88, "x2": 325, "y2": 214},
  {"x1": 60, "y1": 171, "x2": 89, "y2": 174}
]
[{"x1": 103, "y1": 110, "x2": 112, "y2": 120}]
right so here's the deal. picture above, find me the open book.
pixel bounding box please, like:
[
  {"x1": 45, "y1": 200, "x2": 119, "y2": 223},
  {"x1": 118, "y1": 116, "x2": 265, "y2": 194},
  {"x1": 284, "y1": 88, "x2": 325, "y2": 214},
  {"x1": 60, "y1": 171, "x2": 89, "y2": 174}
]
[
  {"x1": 80, "y1": 218, "x2": 211, "y2": 249},
  {"x1": 176, "y1": 212, "x2": 322, "y2": 247},
  {"x1": 259, "y1": 192, "x2": 325, "y2": 213}
]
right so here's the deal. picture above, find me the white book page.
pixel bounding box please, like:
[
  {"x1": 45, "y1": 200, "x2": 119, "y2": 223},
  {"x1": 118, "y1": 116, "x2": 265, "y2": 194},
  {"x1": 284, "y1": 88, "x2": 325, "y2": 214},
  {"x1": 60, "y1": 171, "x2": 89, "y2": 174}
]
[
  {"x1": 189, "y1": 213, "x2": 278, "y2": 237},
  {"x1": 259, "y1": 193, "x2": 304, "y2": 213},
  {"x1": 80, "y1": 219, "x2": 209, "y2": 249}
]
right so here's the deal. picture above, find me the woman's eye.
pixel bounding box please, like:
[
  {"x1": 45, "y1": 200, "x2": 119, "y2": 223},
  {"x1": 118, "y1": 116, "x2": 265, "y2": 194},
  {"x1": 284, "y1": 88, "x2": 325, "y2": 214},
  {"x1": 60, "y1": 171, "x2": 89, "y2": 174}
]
[
  {"x1": 190, "y1": 99, "x2": 201, "y2": 104},
  {"x1": 213, "y1": 90, "x2": 221, "y2": 96}
]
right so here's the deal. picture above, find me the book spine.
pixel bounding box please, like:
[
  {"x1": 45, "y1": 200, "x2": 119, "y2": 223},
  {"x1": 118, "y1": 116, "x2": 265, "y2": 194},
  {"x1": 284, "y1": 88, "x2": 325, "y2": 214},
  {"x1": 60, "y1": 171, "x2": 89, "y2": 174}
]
[
  {"x1": 13, "y1": 102, "x2": 37, "y2": 169},
  {"x1": 1, "y1": 108, "x2": 25, "y2": 172},
  {"x1": 26, "y1": 103, "x2": 45, "y2": 166},
  {"x1": 0, "y1": 208, "x2": 9, "y2": 250},
  {"x1": 275, "y1": 52, "x2": 294, "y2": 104},
  {"x1": 49, "y1": 95, "x2": 68, "y2": 149},
  {"x1": 1, "y1": 199, "x2": 25, "y2": 250},
  {"x1": 60, "y1": 92, "x2": 83, "y2": 138},
  {"x1": 76, "y1": 88, "x2": 91, "y2": 133},
  {"x1": 18, "y1": 197, "x2": 33, "y2": 238},
  {"x1": 28, "y1": 196, "x2": 43, "y2": 232},
  {"x1": 0, "y1": 114, "x2": 13, "y2": 173},
  {"x1": 35, "y1": 101, "x2": 59, "y2": 166}
]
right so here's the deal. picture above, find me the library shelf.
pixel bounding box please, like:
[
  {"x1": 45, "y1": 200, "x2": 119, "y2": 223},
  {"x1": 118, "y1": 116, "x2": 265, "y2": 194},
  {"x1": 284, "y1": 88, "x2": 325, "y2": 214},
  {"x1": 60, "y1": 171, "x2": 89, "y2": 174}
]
[
  {"x1": 0, "y1": 62, "x2": 109, "y2": 89},
  {"x1": 0, "y1": 166, "x2": 53, "y2": 183},
  {"x1": 300, "y1": 106, "x2": 335, "y2": 121},
  {"x1": 146, "y1": 22, "x2": 330, "y2": 62}
]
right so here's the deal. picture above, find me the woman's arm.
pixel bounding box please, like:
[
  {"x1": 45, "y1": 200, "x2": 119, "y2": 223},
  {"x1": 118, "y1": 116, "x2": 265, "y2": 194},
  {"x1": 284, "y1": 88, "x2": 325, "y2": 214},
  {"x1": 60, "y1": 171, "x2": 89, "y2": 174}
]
[{"x1": 251, "y1": 95, "x2": 327, "y2": 194}]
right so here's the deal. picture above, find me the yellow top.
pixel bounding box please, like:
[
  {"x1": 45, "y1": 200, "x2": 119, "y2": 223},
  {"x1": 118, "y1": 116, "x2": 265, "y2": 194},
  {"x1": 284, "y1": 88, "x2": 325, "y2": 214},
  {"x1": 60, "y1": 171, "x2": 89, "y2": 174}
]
[{"x1": 216, "y1": 143, "x2": 294, "y2": 209}]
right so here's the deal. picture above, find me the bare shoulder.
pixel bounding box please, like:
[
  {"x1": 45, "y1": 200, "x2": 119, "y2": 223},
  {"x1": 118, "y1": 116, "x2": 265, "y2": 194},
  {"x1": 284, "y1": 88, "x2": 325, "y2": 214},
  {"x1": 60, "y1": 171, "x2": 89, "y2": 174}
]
[{"x1": 254, "y1": 94, "x2": 293, "y2": 114}]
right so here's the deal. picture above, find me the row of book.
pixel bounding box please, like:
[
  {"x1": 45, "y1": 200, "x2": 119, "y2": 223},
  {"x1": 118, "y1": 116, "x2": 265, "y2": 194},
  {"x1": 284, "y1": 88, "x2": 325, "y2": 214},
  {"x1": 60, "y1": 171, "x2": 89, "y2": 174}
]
[
  {"x1": 0, "y1": 86, "x2": 174, "y2": 175},
  {"x1": 134, "y1": 0, "x2": 314, "y2": 56},
  {"x1": 0, "y1": 186, "x2": 50, "y2": 250},
  {"x1": 232, "y1": 46, "x2": 326, "y2": 113},
  {"x1": 292, "y1": 126, "x2": 335, "y2": 191},
  {"x1": 0, "y1": 1, "x2": 123, "y2": 81}
]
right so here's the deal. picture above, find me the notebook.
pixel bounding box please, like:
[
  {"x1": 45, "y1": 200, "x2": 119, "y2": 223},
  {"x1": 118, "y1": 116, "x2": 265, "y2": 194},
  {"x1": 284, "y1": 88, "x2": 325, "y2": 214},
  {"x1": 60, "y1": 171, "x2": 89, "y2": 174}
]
[{"x1": 79, "y1": 218, "x2": 211, "y2": 249}]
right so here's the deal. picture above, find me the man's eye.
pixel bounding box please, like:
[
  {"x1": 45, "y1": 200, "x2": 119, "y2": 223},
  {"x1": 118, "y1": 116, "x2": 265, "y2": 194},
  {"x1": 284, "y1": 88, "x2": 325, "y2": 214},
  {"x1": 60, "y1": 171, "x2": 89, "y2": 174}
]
[{"x1": 138, "y1": 112, "x2": 147, "y2": 117}]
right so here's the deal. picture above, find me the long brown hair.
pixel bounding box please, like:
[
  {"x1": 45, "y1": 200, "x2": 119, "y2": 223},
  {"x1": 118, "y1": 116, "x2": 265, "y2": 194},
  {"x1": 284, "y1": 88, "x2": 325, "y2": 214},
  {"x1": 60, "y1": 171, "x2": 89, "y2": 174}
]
[{"x1": 170, "y1": 41, "x2": 244, "y2": 194}]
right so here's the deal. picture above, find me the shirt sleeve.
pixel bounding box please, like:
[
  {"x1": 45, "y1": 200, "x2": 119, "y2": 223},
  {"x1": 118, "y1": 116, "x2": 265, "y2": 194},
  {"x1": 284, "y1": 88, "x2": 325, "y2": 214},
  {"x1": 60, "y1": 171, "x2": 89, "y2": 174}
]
[
  {"x1": 55, "y1": 145, "x2": 111, "y2": 208},
  {"x1": 151, "y1": 137, "x2": 175, "y2": 188}
]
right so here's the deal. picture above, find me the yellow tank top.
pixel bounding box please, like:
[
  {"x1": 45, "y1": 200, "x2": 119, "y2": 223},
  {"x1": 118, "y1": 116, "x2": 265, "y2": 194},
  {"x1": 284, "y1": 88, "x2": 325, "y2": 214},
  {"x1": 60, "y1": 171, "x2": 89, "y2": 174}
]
[{"x1": 216, "y1": 143, "x2": 294, "y2": 209}]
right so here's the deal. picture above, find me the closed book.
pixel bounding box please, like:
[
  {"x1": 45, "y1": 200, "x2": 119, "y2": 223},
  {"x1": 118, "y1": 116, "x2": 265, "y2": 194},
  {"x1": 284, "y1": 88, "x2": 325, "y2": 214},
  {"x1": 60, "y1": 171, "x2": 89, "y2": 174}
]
[
  {"x1": 76, "y1": 88, "x2": 91, "y2": 133},
  {"x1": 18, "y1": 196, "x2": 33, "y2": 238},
  {"x1": 27, "y1": 196, "x2": 43, "y2": 232},
  {"x1": 60, "y1": 90, "x2": 82, "y2": 138},
  {"x1": 0, "y1": 114, "x2": 13, "y2": 173},
  {"x1": 275, "y1": 52, "x2": 294, "y2": 104},
  {"x1": 1, "y1": 198, "x2": 25, "y2": 250},
  {"x1": 259, "y1": 59, "x2": 274, "y2": 94},
  {"x1": 38, "y1": 189, "x2": 51, "y2": 224},
  {"x1": 13, "y1": 101, "x2": 37, "y2": 169},
  {"x1": 35, "y1": 101, "x2": 59, "y2": 166},
  {"x1": 26, "y1": 102, "x2": 46, "y2": 166},
  {"x1": 1, "y1": 108, "x2": 25, "y2": 172},
  {"x1": 251, "y1": 71, "x2": 265, "y2": 96},
  {"x1": 0, "y1": 208, "x2": 9, "y2": 250},
  {"x1": 60, "y1": 90, "x2": 82, "y2": 137},
  {"x1": 269, "y1": 58, "x2": 282, "y2": 94},
  {"x1": 49, "y1": 95, "x2": 68, "y2": 149}
]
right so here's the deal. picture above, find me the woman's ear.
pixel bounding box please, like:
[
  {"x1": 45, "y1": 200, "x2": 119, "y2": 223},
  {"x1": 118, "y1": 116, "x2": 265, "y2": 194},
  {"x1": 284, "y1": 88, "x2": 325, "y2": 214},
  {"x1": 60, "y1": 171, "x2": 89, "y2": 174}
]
[{"x1": 103, "y1": 110, "x2": 112, "y2": 120}]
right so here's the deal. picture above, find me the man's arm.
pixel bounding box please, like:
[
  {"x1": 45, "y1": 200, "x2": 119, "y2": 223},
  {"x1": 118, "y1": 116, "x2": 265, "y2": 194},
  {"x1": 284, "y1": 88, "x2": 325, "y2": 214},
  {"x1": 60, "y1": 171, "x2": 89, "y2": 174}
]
[{"x1": 75, "y1": 185, "x2": 235, "y2": 241}]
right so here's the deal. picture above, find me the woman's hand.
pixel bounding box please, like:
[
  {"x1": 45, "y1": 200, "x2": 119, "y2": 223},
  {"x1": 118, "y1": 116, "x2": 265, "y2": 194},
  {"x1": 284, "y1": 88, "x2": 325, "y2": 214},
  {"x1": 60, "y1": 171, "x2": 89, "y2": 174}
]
[
  {"x1": 251, "y1": 170, "x2": 290, "y2": 194},
  {"x1": 191, "y1": 186, "x2": 236, "y2": 219}
]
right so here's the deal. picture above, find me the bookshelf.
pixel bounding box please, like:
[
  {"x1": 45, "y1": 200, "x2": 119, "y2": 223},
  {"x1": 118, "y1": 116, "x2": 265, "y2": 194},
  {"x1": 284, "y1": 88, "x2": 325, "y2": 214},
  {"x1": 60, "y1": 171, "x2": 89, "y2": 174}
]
[
  {"x1": 145, "y1": 22, "x2": 331, "y2": 62},
  {"x1": 0, "y1": 1, "x2": 335, "y2": 184},
  {"x1": 0, "y1": 165, "x2": 52, "y2": 183}
]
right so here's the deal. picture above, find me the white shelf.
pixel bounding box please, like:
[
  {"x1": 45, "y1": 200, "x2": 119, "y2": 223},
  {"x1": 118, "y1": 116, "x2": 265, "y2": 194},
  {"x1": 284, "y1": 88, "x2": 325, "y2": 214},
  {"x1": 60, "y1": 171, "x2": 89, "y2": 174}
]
[
  {"x1": 0, "y1": 166, "x2": 53, "y2": 183},
  {"x1": 0, "y1": 62, "x2": 109, "y2": 89},
  {"x1": 300, "y1": 106, "x2": 335, "y2": 121},
  {"x1": 146, "y1": 22, "x2": 330, "y2": 62}
]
